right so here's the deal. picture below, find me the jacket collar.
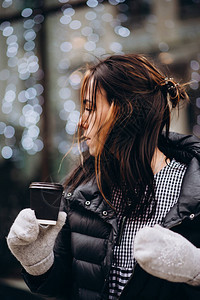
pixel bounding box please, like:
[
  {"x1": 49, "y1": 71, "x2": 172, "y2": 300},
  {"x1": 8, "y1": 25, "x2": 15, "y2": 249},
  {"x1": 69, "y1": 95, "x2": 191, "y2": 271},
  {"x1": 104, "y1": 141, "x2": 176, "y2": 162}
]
[
  {"x1": 161, "y1": 133, "x2": 200, "y2": 228},
  {"x1": 163, "y1": 157, "x2": 200, "y2": 227}
]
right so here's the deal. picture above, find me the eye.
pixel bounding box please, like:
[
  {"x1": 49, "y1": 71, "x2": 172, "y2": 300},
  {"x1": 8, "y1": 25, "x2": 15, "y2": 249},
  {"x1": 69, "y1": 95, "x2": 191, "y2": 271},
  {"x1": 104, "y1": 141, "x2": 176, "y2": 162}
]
[{"x1": 85, "y1": 107, "x2": 92, "y2": 112}]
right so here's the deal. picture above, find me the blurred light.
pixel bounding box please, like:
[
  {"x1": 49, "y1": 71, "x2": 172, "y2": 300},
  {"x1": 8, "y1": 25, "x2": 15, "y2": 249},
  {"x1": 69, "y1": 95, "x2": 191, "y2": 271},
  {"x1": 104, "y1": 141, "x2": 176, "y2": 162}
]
[
  {"x1": 59, "y1": 87, "x2": 71, "y2": 99},
  {"x1": 58, "y1": 60, "x2": 70, "y2": 71},
  {"x1": 64, "y1": 100, "x2": 76, "y2": 112},
  {"x1": 33, "y1": 104, "x2": 42, "y2": 115},
  {"x1": 65, "y1": 121, "x2": 77, "y2": 135},
  {"x1": 109, "y1": 0, "x2": 119, "y2": 5},
  {"x1": 71, "y1": 143, "x2": 80, "y2": 155},
  {"x1": 0, "y1": 21, "x2": 10, "y2": 31},
  {"x1": 110, "y1": 42, "x2": 123, "y2": 52},
  {"x1": 81, "y1": 26, "x2": 93, "y2": 36},
  {"x1": 6, "y1": 34, "x2": 17, "y2": 44},
  {"x1": 94, "y1": 47, "x2": 106, "y2": 56},
  {"x1": 190, "y1": 81, "x2": 199, "y2": 90},
  {"x1": 191, "y1": 72, "x2": 200, "y2": 82},
  {"x1": 2, "y1": 102, "x2": 12, "y2": 114},
  {"x1": 25, "y1": 87, "x2": 37, "y2": 99},
  {"x1": 33, "y1": 14, "x2": 44, "y2": 24},
  {"x1": 22, "y1": 104, "x2": 33, "y2": 115},
  {"x1": 85, "y1": 11, "x2": 97, "y2": 21},
  {"x1": 4, "y1": 125, "x2": 15, "y2": 138},
  {"x1": 63, "y1": 8, "x2": 75, "y2": 16},
  {"x1": 33, "y1": 69, "x2": 44, "y2": 81},
  {"x1": 69, "y1": 71, "x2": 83, "y2": 87},
  {"x1": 86, "y1": 0, "x2": 98, "y2": 8},
  {"x1": 88, "y1": 33, "x2": 99, "y2": 43},
  {"x1": 68, "y1": 110, "x2": 80, "y2": 123},
  {"x1": 21, "y1": 136, "x2": 34, "y2": 150},
  {"x1": 21, "y1": 8, "x2": 33, "y2": 18},
  {"x1": 102, "y1": 13, "x2": 113, "y2": 22},
  {"x1": 59, "y1": 0, "x2": 69, "y2": 3},
  {"x1": 28, "y1": 60, "x2": 39, "y2": 73},
  {"x1": 8, "y1": 57, "x2": 18, "y2": 67},
  {"x1": 58, "y1": 141, "x2": 70, "y2": 154},
  {"x1": 0, "y1": 122, "x2": 6, "y2": 134},
  {"x1": 59, "y1": 110, "x2": 68, "y2": 121},
  {"x1": 7, "y1": 43, "x2": 18, "y2": 57},
  {"x1": 3, "y1": 26, "x2": 13, "y2": 37},
  {"x1": 6, "y1": 83, "x2": 16, "y2": 92},
  {"x1": 114, "y1": 25, "x2": 130, "y2": 37},
  {"x1": 196, "y1": 97, "x2": 200, "y2": 108},
  {"x1": 34, "y1": 84, "x2": 44, "y2": 95},
  {"x1": 190, "y1": 60, "x2": 200, "y2": 71},
  {"x1": 2, "y1": 0, "x2": 13, "y2": 8},
  {"x1": 18, "y1": 61, "x2": 27, "y2": 74},
  {"x1": 94, "y1": 3, "x2": 105, "y2": 12},
  {"x1": 69, "y1": 20, "x2": 82, "y2": 30},
  {"x1": 19, "y1": 72, "x2": 30, "y2": 80},
  {"x1": 24, "y1": 29, "x2": 36, "y2": 41},
  {"x1": 117, "y1": 13, "x2": 128, "y2": 22},
  {"x1": 18, "y1": 90, "x2": 27, "y2": 103},
  {"x1": 60, "y1": 42, "x2": 72, "y2": 52},
  {"x1": 60, "y1": 15, "x2": 71, "y2": 25},
  {"x1": 2, "y1": 146, "x2": 13, "y2": 159},
  {"x1": 19, "y1": 116, "x2": 25, "y2": 127},
  {"x1": 28, "y1": 54, "x2": 39, "y2": 63},
  {"x1": 24, "y1": 40, "x2": 35, "y2": 51},
  {"x1": 5, "y1": 90, "x2": 16, "y2": 102},
  {"x1": 91, "y1": 20, "x2": 101, "y2": 30},
  {"x1": 84, "y1": 41, "x2": 96, "y2": 51},
  {"x1": 159, "y1": 42, "x2": 169, "y2": 52},
  {"x1": 34, "y1": 139, "x2": 44, "y2": 151},
  {"x1": 23, "y1": 19, "x2": 35, "y2": 29},
  {"x1": 27, "y1": 125, "x2": 40, "y2": 139},
  {"x1": 22, "y1": 105, "x2": 40, "y2": 125}
]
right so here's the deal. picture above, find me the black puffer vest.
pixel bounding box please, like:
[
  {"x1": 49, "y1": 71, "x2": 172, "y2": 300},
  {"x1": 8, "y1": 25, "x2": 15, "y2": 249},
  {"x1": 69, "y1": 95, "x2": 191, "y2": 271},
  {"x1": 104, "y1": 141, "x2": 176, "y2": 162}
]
[{"x1": 24, "y1": 133, "x2": 200, "y2": 300}]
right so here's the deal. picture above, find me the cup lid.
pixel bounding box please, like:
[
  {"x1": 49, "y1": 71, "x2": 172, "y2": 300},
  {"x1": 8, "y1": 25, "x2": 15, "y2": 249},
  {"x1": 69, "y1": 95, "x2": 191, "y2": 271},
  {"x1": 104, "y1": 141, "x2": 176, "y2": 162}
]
[{"x1": 29, "y1": 182, "x2": 63, "y2": 191}]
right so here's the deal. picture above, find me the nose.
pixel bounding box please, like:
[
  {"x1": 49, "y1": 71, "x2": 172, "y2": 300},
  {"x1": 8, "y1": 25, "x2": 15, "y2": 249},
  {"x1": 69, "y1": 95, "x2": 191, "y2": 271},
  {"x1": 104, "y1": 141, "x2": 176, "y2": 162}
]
[{"x1": 78, "y1": 114, "x2": 88, "y2": 130}]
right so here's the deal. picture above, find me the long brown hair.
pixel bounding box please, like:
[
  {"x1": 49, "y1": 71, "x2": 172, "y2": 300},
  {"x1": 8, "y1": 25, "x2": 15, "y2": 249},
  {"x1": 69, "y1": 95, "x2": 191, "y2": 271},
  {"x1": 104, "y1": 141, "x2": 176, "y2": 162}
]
[{"x1": 64, "y1": 54, "x2": 188, "y2": 219}]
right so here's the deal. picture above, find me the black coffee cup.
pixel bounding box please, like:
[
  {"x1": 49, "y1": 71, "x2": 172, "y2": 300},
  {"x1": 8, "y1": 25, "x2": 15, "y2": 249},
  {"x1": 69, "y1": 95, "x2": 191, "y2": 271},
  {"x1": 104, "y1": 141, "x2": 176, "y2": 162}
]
[{"x1": 29, "y1": 182, "x2": 64, "y2": 225}]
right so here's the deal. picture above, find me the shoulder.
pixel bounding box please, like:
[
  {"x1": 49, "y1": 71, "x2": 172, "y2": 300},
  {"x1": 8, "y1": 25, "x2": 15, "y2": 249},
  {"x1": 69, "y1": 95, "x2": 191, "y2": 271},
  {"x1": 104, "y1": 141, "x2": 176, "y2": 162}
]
[
  {"x1": 159, "y1": 132, "x2": 200, "y2": 163},
  {"x1": 61, "y1": 179, "x2": 115, "y2": 221}
]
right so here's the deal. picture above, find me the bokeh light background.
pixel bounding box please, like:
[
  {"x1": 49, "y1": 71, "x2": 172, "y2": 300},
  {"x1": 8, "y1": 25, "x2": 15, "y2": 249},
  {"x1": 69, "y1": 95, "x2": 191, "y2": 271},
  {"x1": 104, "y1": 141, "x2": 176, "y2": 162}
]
[{"x1": 0, "y1": 0, "x2": 200, "y2": 276}]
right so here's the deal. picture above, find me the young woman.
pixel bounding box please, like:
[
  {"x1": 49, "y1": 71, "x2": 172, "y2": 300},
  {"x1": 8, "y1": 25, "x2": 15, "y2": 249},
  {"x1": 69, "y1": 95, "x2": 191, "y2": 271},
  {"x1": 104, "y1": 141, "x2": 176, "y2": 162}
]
[{"x1": 7, "y1": 54, "x2": 200, "y2": 300}]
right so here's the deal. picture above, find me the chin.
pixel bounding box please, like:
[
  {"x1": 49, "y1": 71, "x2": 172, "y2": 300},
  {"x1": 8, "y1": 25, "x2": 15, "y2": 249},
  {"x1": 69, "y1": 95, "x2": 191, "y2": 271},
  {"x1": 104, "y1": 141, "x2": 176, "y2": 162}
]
[{"x1": 88, "y1": 147, "x2": 96, "y2": 157}]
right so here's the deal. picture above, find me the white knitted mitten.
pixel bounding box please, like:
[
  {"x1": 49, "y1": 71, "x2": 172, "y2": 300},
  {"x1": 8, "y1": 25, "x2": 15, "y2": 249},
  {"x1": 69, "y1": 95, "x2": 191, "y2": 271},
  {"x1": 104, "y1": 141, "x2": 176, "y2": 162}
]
[
  {"x1": 134, "y1": 224, "x2": 200, "y2": 286},
  {"x1": 7, "y1": 208, "x2": 66, "y2": 276}
]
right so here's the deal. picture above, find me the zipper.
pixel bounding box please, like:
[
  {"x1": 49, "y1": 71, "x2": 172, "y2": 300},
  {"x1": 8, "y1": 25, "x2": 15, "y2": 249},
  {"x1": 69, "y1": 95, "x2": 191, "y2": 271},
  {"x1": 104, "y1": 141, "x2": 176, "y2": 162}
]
[{"x1": 116, "y1": 216, "x2": 127, "y2": 246}]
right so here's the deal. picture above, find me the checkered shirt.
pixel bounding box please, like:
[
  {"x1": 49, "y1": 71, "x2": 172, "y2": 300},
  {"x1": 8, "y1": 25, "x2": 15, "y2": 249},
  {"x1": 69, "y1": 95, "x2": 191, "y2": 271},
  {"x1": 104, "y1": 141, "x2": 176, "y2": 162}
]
[{"x1": 108, "y1": 158, "x2": 187, "y2": 299}]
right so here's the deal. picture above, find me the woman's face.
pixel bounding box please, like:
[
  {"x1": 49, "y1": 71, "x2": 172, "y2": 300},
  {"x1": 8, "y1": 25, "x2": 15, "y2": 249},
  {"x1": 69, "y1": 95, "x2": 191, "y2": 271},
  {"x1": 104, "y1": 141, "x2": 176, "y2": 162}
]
[{"x1": 80, "y1": 86, "x2": 111, "y2": 156}]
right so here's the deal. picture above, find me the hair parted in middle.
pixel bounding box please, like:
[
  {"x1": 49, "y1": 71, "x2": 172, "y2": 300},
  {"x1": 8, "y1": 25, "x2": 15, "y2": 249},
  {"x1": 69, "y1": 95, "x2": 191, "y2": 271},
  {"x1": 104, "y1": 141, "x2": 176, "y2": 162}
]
[{"x1": 64, "y1": 53, "x2": 188, "y2": 219}]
